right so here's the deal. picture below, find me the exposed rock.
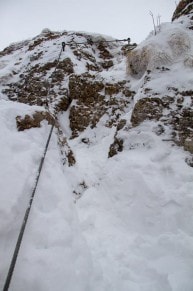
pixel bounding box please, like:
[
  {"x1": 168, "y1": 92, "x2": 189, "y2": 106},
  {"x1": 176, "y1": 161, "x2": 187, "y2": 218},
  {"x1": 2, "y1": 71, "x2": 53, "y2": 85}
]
[
  {"x1": 69, "y1": 73, "x2": 104, "y2": 102},
  {"x1": 117, "y1": 119, "x2": 127, "y2": 131},
  {"x1": 105, "y1": 82, "x2": 135, "y2": 98},
  {"x1": 0, "y1": 40, "x2": 30, "y2": 57},
  {"x1": 176, "y1": 109, "x2": 193, "y2": 148},
  {"x1": 86, "y1": 63, "x2": 101, "y2": 72},
  {"x1": 131, "y1": 97, "x2": 164, "y2": 127},
  {"x1": 51, "y1": 69, "x2": 65, "y2": 83},
  {"x1": 68, "y1": 73, "x2": 134, "y2": 137},
  {"x1": 73, "y1": 181, "x2": 88, "y2": 200},
  {"x1": 97, "y1": 42, "x2": 113, "y2": 59},
  {"x1": 1, "y1": 30, "x2": 134, "y2": 142},
  {"x1": 67, "y1": 149, "x2": 76, "y2": 166},
  {"x1": 16, "y1": 111, "x2": 55, "y2": 131},
  {"x1": 123, "y1": 88, "x2": 135, "y2": 97},
  {"x1": 2, "y1": 58, "x2": 73, "y2": 109},
  {"x1": 28, "y1": 31, "x2": 63, "y2": 51},
  {"x1": 69, "y1": 105, "x2": 91, "y2": 137},
  {"x1": 1, "y1": 23, "x2": 193, "y2": 168},
  {"x1": 108, "y1": 137, "x2": 124, "y2": 158},
  {"x1": 56, "y1": 127, "x2": 76, "y2": 166},
  {"x1": 81, "y1": 138, "x2": 90, "y2": 144},
  {"x1": 105, "y1": 83, "x2": 120, "y2": 96},
  {"x1": 39, "y1": 61, "x2": 57, "y2": 72},
  {"x1": 101, "y1": 60, "x2": 114, "y2": 69},
  {"x1": 57, "y1": 58, "x2": 74, "y2": 74},
  {"x1": 68, "y1": 73, "x2": 106, "y2": 137},
  {"x1": 3, "y1": 75, "x2": 48, "y2": 106},
  {"x1": 172, "y1": 0, "x2": 193, "y2": 21},
  {"x1": 184, "y1": 137, "x2": 193, "y2": 153},
  {"x1": 55, "y1": 94, "x2": 71, "y2": 112},
  {"x1": 185, "y1": 156, "x2": 193, "y2": 167},
  {"x1": 73, "y1": 49, "x2": 96, "y2": 62}
]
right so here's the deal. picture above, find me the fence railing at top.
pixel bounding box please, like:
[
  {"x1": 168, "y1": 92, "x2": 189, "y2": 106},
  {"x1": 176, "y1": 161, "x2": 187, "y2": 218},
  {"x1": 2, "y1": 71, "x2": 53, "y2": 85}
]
[{"x1": 61, "y1": 37, "x2": 137, "y2": 51}]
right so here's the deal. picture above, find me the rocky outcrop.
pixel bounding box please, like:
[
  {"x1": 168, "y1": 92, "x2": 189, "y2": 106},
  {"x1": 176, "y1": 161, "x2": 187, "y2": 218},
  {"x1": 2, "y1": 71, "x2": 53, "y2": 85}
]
[
  {"x1": 68, "y1": 73, "x2": 105, "y2": 137},
  {"x1": 15, "y1": 110, "x2": 76, "y2": 166},
  {"x1": 131, "y1": 97, "x2": 164, "y2": 127},
  {"x1": 2, "y1": 23, "x2": 193, "y2": 161},
  {"x1": 174, "y1": 108, "x2": 193, "y2": 153},
  {"x1": 172, "y1": 0, "x2": 193, "y2": 21},
  {"x1": 56, "y1": 127, "x2": 76, "y2": 166},
  {"x1": 68, "y1": 73, "x2": 134, "y2": 138},
  {"x1": 108, "y1": 137, "x2": 124, "y2": 158},
  {"x1": 1, "y1": 30, "x2": 134, "y2": 142},
  {"x1": 2, "y1": 57, "x2": 74, "y2": 109},
  {"x1": 16, "y1": 111, "x2": 54, "y2": 131},
  {"x1": 130, "y1": 90, "x2": 193, "y2": 154}
]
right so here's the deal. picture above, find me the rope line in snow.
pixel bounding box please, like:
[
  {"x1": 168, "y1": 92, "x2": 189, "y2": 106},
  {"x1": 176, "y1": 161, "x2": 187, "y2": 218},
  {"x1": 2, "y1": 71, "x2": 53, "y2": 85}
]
[
  {"x1": 3, "y1": 123, "x2": 55, "y2": 291},
  {"x1": 2, "y1": 43, "x2": 64, "y2": 291},
  {"x1": 45, "y1": 45, "x2": 63, "y2": 110}
]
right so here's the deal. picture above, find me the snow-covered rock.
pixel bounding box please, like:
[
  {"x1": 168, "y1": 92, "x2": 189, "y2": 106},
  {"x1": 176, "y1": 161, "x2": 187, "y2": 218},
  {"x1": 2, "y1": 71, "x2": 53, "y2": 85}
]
[{"x1": 1, "y1": 3, "x2": 193, "y2": 290}]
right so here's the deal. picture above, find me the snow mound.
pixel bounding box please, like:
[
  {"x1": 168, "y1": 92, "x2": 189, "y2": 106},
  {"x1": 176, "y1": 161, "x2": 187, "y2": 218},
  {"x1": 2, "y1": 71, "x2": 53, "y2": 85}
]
[
  {"x1": 127, "y1": 23, "x2": 192, "y2": 78},
  {"x1": 0, "y1": 100, "x2": 100, "y2": 291}
]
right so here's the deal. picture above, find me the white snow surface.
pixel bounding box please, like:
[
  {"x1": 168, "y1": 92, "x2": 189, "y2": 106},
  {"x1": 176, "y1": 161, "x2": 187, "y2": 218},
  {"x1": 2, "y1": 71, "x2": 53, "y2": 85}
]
[{"x1": 1, "y1": 20, "x2": 193, "y2": 291}]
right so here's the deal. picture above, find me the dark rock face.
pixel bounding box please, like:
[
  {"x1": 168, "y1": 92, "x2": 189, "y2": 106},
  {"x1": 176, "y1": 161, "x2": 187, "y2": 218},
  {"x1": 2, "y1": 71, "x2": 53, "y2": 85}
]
[
  {"x1": 172, "y1": 0, "x2": 193, "y2": 21},
  {"x1": 57, "y1": 58, "x2": 74, "y2": 74},
  {"x1": 97, "y1": 42, "x2": 113, "y2": 59},
  {"x1": 108, "y1": 137, "x2": 124, "y2": 158},
  {"x1": 69, "y1": 73, "x2": 104, "y2": 102},
  {"x1": 16, "y1": 111, "x2": 54, "y2": 131},
  {"x1": 68, "y1": 73, "x2": 105, "y2": 137},
  {"x1": 174, "y1": 109, "x2": 193, "y2": 153},
  {"x1": 2, "y1": 57, "x2": 74, "y2": 109},
  {"x1": 55, "y1": 95, "x2": 71, "y2": 112},
  {"x1": 0, "y1": 40, "x2": 30, "y2": 57},
  {"x1": 68, "y1": 73, "x2": 134, "y2": 138},
  {"x1": 130, "y1": 89, "x2": 193, "y2": 154},
  {"x1": 131, "y1": 98, "x2": 164, "y2": 127},
  {"x1": 159, "y1": 89, "x2": 193, "y2": 154},
  {"x1": 28, "y1": 30, "x2": 66, "y2": 51}
]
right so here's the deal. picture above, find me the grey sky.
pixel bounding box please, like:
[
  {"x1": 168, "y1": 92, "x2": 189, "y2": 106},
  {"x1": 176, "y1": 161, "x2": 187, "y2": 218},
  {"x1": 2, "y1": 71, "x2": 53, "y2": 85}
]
[{"x1": 0, "y1": 0, "x2": 177, "y2": 50}]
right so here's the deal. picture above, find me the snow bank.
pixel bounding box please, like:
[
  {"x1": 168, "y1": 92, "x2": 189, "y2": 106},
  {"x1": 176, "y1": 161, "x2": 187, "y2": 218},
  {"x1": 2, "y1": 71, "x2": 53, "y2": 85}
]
[
  {"x1": 73, "y1": 122, "x2": 193, "y2": 291},
  {"x1": 0, "y1": 100, "x2": 98, "y2": 291}
]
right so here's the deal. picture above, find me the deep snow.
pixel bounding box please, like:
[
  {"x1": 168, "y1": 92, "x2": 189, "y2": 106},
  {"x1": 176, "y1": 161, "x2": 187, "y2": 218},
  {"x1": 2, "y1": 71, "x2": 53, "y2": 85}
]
[{"x1": 1, "y1": 16, "x2": 193, "y2": 291}]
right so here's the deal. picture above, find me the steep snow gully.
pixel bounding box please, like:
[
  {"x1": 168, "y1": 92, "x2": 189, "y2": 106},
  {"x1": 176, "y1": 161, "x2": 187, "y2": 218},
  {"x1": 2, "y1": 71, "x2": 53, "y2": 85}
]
[{"x1": 1, "y1": 2, "x2": 193, "y2": 291}]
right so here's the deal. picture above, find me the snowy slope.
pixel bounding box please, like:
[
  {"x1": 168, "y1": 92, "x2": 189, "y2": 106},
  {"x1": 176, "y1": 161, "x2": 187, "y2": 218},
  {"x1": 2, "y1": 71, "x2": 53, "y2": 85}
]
[
  {"x1": 1, "y1": 9, "x2": 193, "y2": 291},
  {"x1": 68, "y1": 122, "x2": 193, "y2": 291},
  {"x1": 0, "y1": 101, "x2": 100, "y2": 291}
]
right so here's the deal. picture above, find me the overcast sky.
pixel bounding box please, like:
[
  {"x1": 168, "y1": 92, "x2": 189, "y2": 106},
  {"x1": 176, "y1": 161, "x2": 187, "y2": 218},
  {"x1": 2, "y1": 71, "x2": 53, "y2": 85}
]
[{"x1": 0, "y1": 0, "x2": 177, "y2": 51}]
